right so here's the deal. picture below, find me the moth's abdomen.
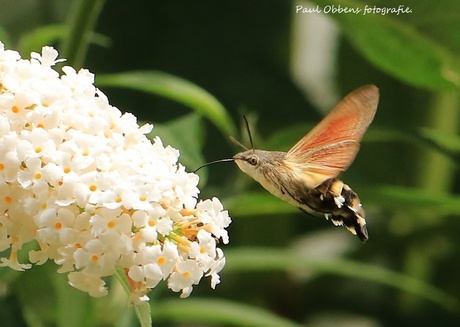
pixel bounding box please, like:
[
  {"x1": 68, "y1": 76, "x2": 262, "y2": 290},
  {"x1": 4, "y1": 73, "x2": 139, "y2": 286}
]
[{"x1": 301, "y1": 178, "x2": 368, "y2": 242}]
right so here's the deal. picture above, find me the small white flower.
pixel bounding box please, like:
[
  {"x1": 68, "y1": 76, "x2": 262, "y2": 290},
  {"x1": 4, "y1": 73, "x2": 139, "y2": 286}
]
[
  {"x1": 196, "y1": 197, "x2": 231, "y2": 244},
  {"x1": 129, "y1": 241, "x2": 178, "y2": 286},
  {"x1": 90, "y1": 208, "x2": 132, "y2": 242},
  {"x1": 31, "y1": 46, "x2": 65, "y2": 67},
  {"x1": 17, "y1": 128, "x2": 57, "y2": 161},
  {"x1": 206, "y1": 248, "x2": 226, "y2": 289},
  {"x1": 68, "y1": 271, "x2": 108, "y2": 297},
  {"x1": 35, "y1": 207, "x2": 78, "y2": 244},
  {"x1": 168, "y1": 259, "x2": 203, "y2": 296},
  {"x1": 189, "y1": 229, "x2": 217, "y2": 269}
]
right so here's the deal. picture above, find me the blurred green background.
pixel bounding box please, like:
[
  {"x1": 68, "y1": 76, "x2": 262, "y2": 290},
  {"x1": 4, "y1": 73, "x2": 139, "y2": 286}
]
[{"x1": 1, "y1": 0, "x2": 460, "y2": 326}]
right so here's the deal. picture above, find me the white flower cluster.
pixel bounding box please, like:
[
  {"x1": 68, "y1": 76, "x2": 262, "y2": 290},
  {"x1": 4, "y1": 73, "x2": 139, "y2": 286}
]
[{"x1": 0, "y1": 43, "x2": 231, "y2": 302}]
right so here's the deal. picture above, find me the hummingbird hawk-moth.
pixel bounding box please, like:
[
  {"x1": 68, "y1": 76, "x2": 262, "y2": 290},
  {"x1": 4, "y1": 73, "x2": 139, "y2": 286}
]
[{"x1": 196, "y1": 85, "x2": 379, "y2": 242}]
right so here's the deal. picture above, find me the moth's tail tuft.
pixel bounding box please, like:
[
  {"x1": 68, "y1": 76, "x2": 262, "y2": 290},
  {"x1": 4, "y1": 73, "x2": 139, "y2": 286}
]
[
  {"x1": 310, "y1": 178, "x2": 369, "y2": 242},
  {"x1": 340, "y1": 213, "x2": 368, "y2": 242}
]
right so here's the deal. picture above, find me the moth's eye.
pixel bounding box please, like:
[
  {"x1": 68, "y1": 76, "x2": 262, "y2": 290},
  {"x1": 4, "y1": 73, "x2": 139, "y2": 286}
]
[{"x1": 248, "y1": 156, "x2": 258, "y2": 166}]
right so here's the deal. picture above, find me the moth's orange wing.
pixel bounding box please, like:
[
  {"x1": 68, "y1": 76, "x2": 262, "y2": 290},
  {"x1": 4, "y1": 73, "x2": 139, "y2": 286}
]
[{"x1": 286, "y1": 85, "x2": 379, "y2": 182}]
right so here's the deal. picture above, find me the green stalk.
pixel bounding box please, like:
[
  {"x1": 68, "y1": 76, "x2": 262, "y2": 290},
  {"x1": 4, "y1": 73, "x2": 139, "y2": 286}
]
[
  {"x1": 115, "y1": 268, "x2": 153, "y2": 327},
  {"x1": 417, "y1": 90, "x2": 460, "y2": 192},
  {"x1": 402, "y1": 89, "x2": 460, "y2": 311},
  {"x1": 60, "y1": 0, "x2": 106, "y2": 68}
]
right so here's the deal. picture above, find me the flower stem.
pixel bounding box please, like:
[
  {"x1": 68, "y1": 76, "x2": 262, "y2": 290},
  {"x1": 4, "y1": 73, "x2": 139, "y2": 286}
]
[
  {"x1": 60, "y1": 0, "x2": 106, "y2": 68},
  {"x1": 115, "y1": 267, "x2": 153, "y2": 327}
]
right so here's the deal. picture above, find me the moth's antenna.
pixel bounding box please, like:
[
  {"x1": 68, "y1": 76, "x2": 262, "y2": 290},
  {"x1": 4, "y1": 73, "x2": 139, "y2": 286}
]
[
  {"x1": 193, "y1": 158, "x2": 234, "y2": 173},
  {"x1": 194, "y1": 115, "x2": 255, "y2": 173},
  {"x1": 229, "y1": 115, "x2": 255, "y2": 152},
  {"x1": 229, "y1": 136, "x2": 248, "y2": 150},
  {"x1": 243, "y1": 115, "x2": 255, "y2": 152}
]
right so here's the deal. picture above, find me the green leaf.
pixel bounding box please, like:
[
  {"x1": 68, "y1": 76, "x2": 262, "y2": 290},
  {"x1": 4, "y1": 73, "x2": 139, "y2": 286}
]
[
  {"x1": 17, "y1": 24, "x2": 67, "y2": 56},
  {"x1": 152, "y1": 298, "x2": 303, "y2": 327},
  {"x1": 223, "y1": 191, "x2": 298, "y2": 217},
  {"x1": 17, "y1": 24, "x2": 111, "y2": 61},
  {"x1": 225, "y1": 247, "x2": 460, "y2": 311},
  {"x1": 0, "y1": 26, "x2": 11, "y2": 48},
  {"x1": 310, "y1": 0, "x2": 460, "y2": 89},
  {"x1": 419, "y1": 128, "x2": 460, "y2": 154},
  {"x1": 149, "y1": 113, "x2": 205, "y2": 172},
  {"x1": 363, "y1": 185, "x2": 460, "y2": 215},
  {"x1": 97, "y1": 71, "x2": 236, "y2": 137}
]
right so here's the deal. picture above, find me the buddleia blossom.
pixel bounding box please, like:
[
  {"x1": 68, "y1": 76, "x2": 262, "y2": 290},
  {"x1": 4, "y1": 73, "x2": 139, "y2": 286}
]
[{"x1": 0, "y1": 43, "x2": 231, "y2": 303}]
